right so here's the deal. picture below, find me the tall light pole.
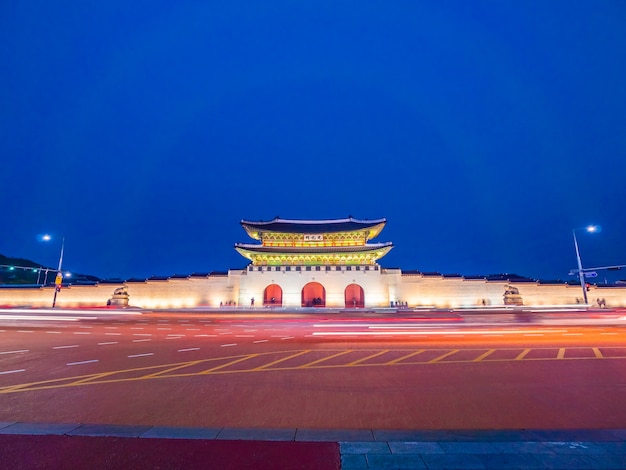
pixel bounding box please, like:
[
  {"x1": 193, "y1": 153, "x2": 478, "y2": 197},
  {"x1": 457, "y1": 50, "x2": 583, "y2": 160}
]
[
  {"x1": 572, "y1": 225, "x2": 598, "y2": 305},
  {"x1": 51, "y1": 236, "x2": 65, "y2": 308}
]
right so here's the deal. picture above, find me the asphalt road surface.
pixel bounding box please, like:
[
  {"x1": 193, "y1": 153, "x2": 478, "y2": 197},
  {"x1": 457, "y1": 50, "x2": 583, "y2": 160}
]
[{"x1": 1, "y1": 307, "x2": 625, "y2": 430}]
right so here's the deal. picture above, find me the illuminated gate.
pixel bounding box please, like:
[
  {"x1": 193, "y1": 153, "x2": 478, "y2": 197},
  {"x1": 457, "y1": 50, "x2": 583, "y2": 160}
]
[
  {"x1": 301, "y1": 282, "x2": 325, "y2": 307},
  {"x1": 344, "y1": 284, "x2": 364, "y2": 308},
  {"x1": 263, "y1": 284, "x2": 283, "y2": 307}
]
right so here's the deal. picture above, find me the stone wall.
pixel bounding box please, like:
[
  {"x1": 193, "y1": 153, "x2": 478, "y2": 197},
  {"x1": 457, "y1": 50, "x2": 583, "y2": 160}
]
[{"x1": 1, "y1": 268, "x2": 625, "y2": 309}]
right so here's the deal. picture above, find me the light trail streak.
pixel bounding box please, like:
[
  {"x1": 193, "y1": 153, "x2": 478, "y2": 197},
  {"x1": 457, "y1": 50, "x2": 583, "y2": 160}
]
[
  {"x1": 312, "y1": 329, "x2": 568, "y2": 336},
  {"x1": 0, "y1": 315, "x2": 83, "y2": 321}
]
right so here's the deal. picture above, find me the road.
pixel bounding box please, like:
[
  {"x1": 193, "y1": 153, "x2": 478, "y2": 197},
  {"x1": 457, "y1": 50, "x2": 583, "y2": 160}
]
[{"x1": 1, "y1": 307, "x2": 625, "y2": 430}]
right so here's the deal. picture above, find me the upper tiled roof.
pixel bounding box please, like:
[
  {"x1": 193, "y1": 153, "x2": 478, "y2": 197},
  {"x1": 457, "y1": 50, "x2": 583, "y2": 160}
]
[{"x1": 240, "y1": 217, "x2": 387, "y2": 240}]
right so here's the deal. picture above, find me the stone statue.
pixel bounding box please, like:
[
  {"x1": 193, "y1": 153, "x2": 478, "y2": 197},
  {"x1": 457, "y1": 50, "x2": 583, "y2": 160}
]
[
  {"x1": 503, "y1": 284, "x2": 523, "y2": 306},
  {"x1": 107, "y1": 286, "x2": 130, "y2": 307}
]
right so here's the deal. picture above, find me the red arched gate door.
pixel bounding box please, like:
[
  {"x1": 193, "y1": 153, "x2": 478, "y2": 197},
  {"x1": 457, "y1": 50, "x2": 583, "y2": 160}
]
[
  {"x1": 263, "y1": 284, "x2": 283, "y2": 307},
  {"x1": 302, "y1": 282, "x2": 325, "y2": 307},
  {"x1": 344, "y1": 284, "x2": 364, "y2": 308}
]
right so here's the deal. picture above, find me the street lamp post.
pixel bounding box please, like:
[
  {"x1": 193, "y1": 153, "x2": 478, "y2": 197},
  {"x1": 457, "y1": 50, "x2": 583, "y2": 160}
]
[
  {"x1": 51, "y1": 237, "x2": 65, "y2": 308},
  {"x1": 572, "y1": 226, "x2": 598, "y2": 305}
]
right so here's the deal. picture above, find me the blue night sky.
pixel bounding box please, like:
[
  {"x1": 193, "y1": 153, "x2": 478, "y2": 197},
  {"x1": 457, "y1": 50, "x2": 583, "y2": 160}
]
[{"x1": 2, "y1": 2, "x2": 626, "y2": 282}]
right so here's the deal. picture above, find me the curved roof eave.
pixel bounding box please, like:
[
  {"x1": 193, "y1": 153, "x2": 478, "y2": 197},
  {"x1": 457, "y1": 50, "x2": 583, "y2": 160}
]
[{"x1": 240, "y1": 217, "x2": 387, "y2": 240}]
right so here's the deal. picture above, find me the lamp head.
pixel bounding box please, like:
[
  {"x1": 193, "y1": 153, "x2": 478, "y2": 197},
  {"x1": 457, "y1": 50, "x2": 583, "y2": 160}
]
[{"x1": 586, "y1": 225, "x2": 601, "y2": 233}]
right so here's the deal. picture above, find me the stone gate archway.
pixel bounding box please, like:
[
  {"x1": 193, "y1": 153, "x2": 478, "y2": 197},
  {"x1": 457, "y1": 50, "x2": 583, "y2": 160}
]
[
  {"x1": 302, "y1": 282, "x2": 326, "y2": 307},
  {"x1": 344, "y1": 283, "x2": 364, "y2": 308},
  {"x1": 263, "y1": 284, "x2": 283, "y2": 307}
]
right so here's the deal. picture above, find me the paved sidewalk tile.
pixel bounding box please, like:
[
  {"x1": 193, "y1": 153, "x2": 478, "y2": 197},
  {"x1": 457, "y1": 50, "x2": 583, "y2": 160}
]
[
  {"x1": 543, "y1": 441, "x2": 609, "y2": 455},
  {"x1": 216, "y1": 427, "x2": 296, "y2": 441},
  {"x1": 341, "y1": 453, "x2": 368, "y2": 469},
  {"x1": 529, "y1": 429, "x2": 626, "y2": 442},
  {"x1": 439, "y1": 441, "x2": 500, "y2": 454},
  {"x1": 585, "y1": 453, "x2": 626, "y2": 469},
  {"x1": 366, "y1": 453, "x2": 427, "y2": 469},
  {"x1": 0, "y1": 422, "x2": 80, "y2": 435},
  {"x1": 595, "y1": 441, "x2": 626, "y2": 454},
  {"x1": 388, "y1": 441, "x2": 445, "y2": 454},
  {"x1": 446, "y1": 430, "x2": 536, "y2": 442},
  {"x1": 490, "y1": 441, "x2": 557, "y2": 454},
  {"x1": 340, "y1": 441, "x2": 390, "y2": 454},
  {"x1": 68, "y1": 423, "x2": 151, "y2": 437},
  {"x1": 421, "y1": 453, "x2": 486, "y2": 469},
  {"x1": 479, "y1": 453, "x2": 543, "y2": 469},
  {"x1": 373, "y1": 430, "x2": 451, "y2": 442},
  {"x1": 141, "y1": 426, "x2": 221, "y2": 439},
  {"x1": 296, "y1": 428, "x2": 374, "y2": 442},
  {"x1": 531, "y1": 454, "x2": 615, "y2": 469}
]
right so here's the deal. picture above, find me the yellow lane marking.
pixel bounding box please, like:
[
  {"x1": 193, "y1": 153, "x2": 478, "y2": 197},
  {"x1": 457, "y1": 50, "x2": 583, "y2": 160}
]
[
  {"x1": 473, "y1": 349, "x2": 495, "y2": 362},
  {"x1": 385, "y1": 350, "x2": 425, "y2": 365},
  {"x1": 252, "y1": 350, "x2": 311, "y2": 371},
  {"x1": 300, "y1": 350, "x2": 353, "y2": 368},
  {"x1": 69, "y1": 371, "x2": 122, "y2": 385},
  {"x1": 347, "y1": 350, "x2": 389, "y2": 366},
  {"x1": 142, "y1": 360, "x2": 204, "y2": 379},
  {"x1": 2, "y1": 347, "x2": 626, "y2": 394},
  {"x1": 200, "y1": 354, "x2": 259, "y2": 374},
  {"x1": 429, "y1": 350, "x2": 459, "y2": 363}
]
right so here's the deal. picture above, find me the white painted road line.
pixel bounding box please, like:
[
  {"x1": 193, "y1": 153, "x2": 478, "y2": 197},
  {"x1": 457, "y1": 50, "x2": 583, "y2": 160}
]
[
  {"x1": 178, "y1": 348, "x2": 200, "y2": 352},
  {"x1": 45, "y1": 331, "x2": 62, "y2": 334},
  {"x1": 133, "y1": 333, "x2": 152, "y2": 336},
  {"x1": 67, "y1": 360, "x2": 98, "y2": 366},
  {"x1": 221, "y1": 343, "x2": 237, "y2": 347},
  {"x1": 98, "y1": 341, "x2": 118, "y2": 345},
  {"x1": 253, "y1": 340, "x2": 268, "y2": 343},
  {"x1": 194, "y1": 334, "x2": 216, "y2": 337},
  {"x1": 0, "y1": 349, "x2": 29, "y2": 355},
  {"x1": 0, "y1": 369, "x2": 26, "y2": 375},
  {"x1": 53, "y1": 345, "x2": 79, "y2": 350},
  {"x1": 105, "y1": 332, "x2": 121, "y2": 336},
  {"x1": 128, "y1": 353, "x2": 154, "y2": 358},
  {"x1": 73, "y1": 332, "x2": 91, "y2": 335},
  {"x1": 133, "y1": 339, "x2": 151, "y2": 343},
  {"x1": 17, "y1": 330, "x2": 34, "y2": 333}
]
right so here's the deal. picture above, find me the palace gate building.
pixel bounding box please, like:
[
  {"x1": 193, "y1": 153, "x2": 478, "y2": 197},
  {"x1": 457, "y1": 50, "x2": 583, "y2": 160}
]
[{"x1": 235, "y1": 217, "x2": 394, "y2": 308}]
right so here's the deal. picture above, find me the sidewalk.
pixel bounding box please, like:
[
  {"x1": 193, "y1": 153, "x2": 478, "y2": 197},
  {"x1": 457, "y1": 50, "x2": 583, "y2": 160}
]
[{"x1": 1, "y1": 422, "x2": 625, "y2": 469}]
